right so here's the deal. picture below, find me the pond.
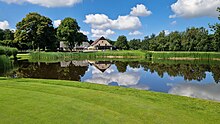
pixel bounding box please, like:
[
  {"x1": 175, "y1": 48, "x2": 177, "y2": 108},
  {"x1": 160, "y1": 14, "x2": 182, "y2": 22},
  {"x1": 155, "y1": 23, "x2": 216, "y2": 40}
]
[{"x1": 1, "y1": 59, "x2": 220, "y2": 101}]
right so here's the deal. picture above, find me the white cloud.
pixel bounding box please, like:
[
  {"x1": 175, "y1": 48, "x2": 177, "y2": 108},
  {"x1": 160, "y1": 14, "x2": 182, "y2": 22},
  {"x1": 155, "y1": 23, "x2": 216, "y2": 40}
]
[
  {"x1": 84, "y1": 14, "x2": 141, "y2": 30},
  {"x1": 0, "y1": 21, "x2": 9, "y2": 30},
  {"x1": 111, "y1": 15, "x2": 141, "y2": 30},
  {"x1": 91, "y1": 29, "x2": 115, "y2": 38},
  {"x1": 0, "y1": 0, "x2": 82, "y2": 7},
  {"x1": 53, "y1": 20, "x2": 61, "y2": 28},
  {"x1": 80, "y1": 30, "x2": 90, "y2": 35},
  {"x1": 84, "y1": 4, "x2": 152, "y2": 38},
  {"x1": 170, "y1": 0, "x2": 220, "y2": 18},
  {"x1": 171, "y1": 21, "x2": 177, "y2": 25},
  {"x1": 129, "y1": 31, "x2": 143, "y2": 36},
  {"x1": 130, "y1": 4, "x2": 152, "y2": 17},
  {"x1": 169, "y1": 83, "x2": 220, "y2": 101}
]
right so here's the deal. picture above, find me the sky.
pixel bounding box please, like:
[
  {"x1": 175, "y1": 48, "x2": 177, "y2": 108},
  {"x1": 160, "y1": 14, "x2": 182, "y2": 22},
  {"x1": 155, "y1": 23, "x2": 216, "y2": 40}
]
[{"x1": 0, "y1": 0, "x2": 220, "y2": 40}]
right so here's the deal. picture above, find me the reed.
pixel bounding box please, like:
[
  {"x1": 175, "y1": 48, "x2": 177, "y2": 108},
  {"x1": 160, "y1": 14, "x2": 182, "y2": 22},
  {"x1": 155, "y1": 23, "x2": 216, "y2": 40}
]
[{"x1": 0, "y1": 46, "x2": 18, "y2": 58}]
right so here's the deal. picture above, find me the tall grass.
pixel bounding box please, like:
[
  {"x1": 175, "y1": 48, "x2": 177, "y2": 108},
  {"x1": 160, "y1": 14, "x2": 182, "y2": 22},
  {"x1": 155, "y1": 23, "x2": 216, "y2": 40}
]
[
  {"x1": 146, "y1": 51, "x2": 220, "y2": 60},
  {"x1": 30, "y1": 50, "x2": 146, "y2": 62},
  {"x1": 0, "y1": 55, "x2": 13, "y2": 76},
  {"x1": 0, "y1": 46, "x2": 18, "y2": 58},
  {"x1": 30, "y1": 51, "x2": 220, "y2": 62}
]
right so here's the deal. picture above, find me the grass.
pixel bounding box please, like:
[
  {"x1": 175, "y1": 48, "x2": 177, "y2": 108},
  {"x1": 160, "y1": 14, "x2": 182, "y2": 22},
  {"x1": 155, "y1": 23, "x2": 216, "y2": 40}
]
[
  {"x1": 16, "y1": 53, "x2": 30, "y2": 60},
  {"x1": 29, "y1": 51, "x2": 220, "y2": 62},
  {"x1": 148, "y1": 51, "x2": 220, "y2": 60},
  {"x1": 29, "y1": 51, "x2": 145, "y2": 62},
  {"x1": 0, "y1": 78, "x2": 220, "y2": 124}
]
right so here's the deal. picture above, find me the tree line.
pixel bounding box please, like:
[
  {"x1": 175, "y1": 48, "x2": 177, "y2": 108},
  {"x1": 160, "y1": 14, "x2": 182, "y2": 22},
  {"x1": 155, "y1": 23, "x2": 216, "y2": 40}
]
[{"x1": 114, "y1": 8, "x2": 220, "y2": 52}]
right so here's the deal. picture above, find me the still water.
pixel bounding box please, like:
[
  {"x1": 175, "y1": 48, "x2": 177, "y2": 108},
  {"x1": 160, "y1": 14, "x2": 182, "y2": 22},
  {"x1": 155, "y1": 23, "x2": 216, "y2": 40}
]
[{"x1": 2, "y1": 59, "x2": 220, "y2": 101}]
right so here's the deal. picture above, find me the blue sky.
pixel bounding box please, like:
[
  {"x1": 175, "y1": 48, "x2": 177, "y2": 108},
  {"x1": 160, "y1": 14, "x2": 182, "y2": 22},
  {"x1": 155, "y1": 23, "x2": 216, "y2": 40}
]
[{"x1": 0, "y1": 0, "x2": 219, "y2": 40}]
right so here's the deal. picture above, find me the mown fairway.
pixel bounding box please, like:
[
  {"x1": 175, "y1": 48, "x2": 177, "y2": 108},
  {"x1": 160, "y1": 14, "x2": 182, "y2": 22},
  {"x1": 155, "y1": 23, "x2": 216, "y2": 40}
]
[{"x1": 0, "y1": 78, "x2": 220, "y2": 124}]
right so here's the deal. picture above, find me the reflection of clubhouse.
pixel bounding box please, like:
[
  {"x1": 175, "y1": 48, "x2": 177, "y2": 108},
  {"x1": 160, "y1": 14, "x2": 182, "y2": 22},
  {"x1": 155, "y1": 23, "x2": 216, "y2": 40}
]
[
  {"x1": 60, "y1": 60, "x2": 111, "y2": 73},
  {"x1": 60, "y1": 60, "x2": 89, "y2": 67},
  {"x1": 92, "y1": 62, "x2": 111, "y2": 73},
  {"x1": 89, "y1": 61, "x2": 112, "y2": 73}
]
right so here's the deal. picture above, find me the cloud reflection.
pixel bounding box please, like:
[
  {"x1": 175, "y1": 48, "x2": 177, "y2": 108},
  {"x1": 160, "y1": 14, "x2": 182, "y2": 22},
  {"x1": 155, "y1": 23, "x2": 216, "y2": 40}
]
[
  {"x1": 169, "y1": 83, "x2": 220, "y2": 101},
  {"x1": 85, "y1": 65, "x2": 149, "y2": 90}
]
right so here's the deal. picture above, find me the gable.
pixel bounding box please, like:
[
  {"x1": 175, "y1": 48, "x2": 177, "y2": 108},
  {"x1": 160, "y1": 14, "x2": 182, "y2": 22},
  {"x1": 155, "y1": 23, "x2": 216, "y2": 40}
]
[{"x1": 92, "y1": 40, "x2": 112, "y2": 47}]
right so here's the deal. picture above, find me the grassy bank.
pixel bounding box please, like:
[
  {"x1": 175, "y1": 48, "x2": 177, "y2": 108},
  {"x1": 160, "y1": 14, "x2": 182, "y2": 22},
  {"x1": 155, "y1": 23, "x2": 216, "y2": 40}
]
[
  {"x1": 29, "y1": 51, "x2": 220, "y2": 62},
  {"x1": 30, "y1": 50, "x2": 146, "y2": 62},
  {"x1": 0, "y1": 78, "x2": 220, "y2": 124},
  {"x1": 149, "y1": 51, "x2": 220, "y2": 60}
]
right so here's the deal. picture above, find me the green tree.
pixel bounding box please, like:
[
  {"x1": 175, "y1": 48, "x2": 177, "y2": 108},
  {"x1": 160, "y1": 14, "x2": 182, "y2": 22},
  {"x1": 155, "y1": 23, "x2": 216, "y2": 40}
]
[
  {"x1": 168, "y1": 31, "x2": 182, "y2": 51},
  {"x1": 128, "y1": 39, "x2": 141, "y2": 50},
  {"x1": 141, "y1": 36, "x2": 150, "y2": 50},
  {"x1": 75, "y1": 32, "x2": 88, "y2": 46},
  {"x1": 148, "y1": 34, "x2": 158, "y2": 51},
  {"x1": 156, "y1": 31, "x2": 169, "y2": 51},
  {"x1": 57, "y1": 17, "x2": 80, "y2": 50},
  {"x1": 115, "y1": 35, "x2": 129, "y2": 50},
  {"x1": 14, "y1": 12, "x2": 56, "y2": 51},
  {"x1": 210, "y1": 7, "x2": 220, "y2": 51},
  {"x1": 3, "y1": 29, "x2": 14, "y2": 40},
  {"x1": 0, "y1": 29, "x2": 5, "y2": 41}
]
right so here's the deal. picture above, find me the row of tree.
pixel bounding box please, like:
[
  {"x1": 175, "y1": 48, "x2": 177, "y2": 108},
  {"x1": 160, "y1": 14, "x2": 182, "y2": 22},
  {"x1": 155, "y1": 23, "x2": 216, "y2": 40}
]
[
  {"x1": 0, "y1": 12, "x2": 88, "y2": 51},
  {"x1": 114, "y1": 8, "x2": 220, "y2": 51}
]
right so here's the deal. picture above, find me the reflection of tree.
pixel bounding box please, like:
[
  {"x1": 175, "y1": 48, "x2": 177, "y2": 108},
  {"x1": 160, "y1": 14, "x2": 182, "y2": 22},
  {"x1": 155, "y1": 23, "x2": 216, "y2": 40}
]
[
  {"x1": 141, "y1": 62, "x2": 219, "y2": 83},
  {"x1": 210, "y1": 66, "x2": 220, "y2": 83},
  {"x1": 58, "y1": 64, "x2": 88, "y2": 81},
  {"x1": 13, "y1": 61, "x2": 88, "y2": 81},
  {"x1": 11, "y1": 60, "x2": 220, "y2": 84},
  {"x1": 115, "y1": 61, "x2": 127, "y2": 73},
  {"x1": 128, "y1": 61, "x2": 140, "y2": 69}
]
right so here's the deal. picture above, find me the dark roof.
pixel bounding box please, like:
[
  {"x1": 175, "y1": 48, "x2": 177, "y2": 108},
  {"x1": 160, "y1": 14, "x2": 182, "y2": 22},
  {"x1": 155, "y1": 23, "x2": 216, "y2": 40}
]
[{"x1": 91, "y1": 36, "x2": 106, "y2": 46}]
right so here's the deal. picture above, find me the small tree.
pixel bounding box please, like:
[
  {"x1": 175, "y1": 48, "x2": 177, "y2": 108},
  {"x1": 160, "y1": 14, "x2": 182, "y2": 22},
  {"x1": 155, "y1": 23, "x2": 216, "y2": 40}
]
[{"x1": 115, "y1": 35, "x2": 129, "y2": 50}]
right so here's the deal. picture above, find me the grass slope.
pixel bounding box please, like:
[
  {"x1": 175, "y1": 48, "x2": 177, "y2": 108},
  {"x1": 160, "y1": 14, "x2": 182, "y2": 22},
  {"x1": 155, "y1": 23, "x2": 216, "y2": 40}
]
[{"x1": 0, "y1": 78, "x2": 220, "y2": 124}]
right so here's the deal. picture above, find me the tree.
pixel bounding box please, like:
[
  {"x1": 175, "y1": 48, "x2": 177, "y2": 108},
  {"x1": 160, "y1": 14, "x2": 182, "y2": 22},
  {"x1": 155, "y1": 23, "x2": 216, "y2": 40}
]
[
  {"x1": 0, "y1": 29, "x2": 4, "y2": 41},
  {"x1": 14, "y1": 12, "x2": 56, "y2": 51},
  {"x1": 75, "y1": 32, "x2": 88, "y2": 46},
  {"x1": 141, "y1": 36, "x2": 150, "y2": 50},
  {"x1": 128, "y1": 39, "x2": 141, "y2": 50},
  {"x1": 115, "y1": 35, "x2": 129, "y2": 50},
  {"x1": 3, "y1": 29, "x2": 14, "y2": 40},
  {"x1": 167, "y1": 31, "x2": 182, "y2": 51},
  {"x1": 57, "y1": 17, "x2": 80, "y2": 50},
  {"x1": 210, "y1": 7, "x2": 220, "y2": 51},
  {"x1": 156, "y1": 31, "x2": 169, "y2": 51}
]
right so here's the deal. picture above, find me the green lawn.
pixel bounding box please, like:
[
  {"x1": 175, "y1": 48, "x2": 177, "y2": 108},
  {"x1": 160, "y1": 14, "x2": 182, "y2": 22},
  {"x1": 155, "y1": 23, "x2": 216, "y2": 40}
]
[{"x1": 0, "y1": 78, "x2": 220, "y2": 124}]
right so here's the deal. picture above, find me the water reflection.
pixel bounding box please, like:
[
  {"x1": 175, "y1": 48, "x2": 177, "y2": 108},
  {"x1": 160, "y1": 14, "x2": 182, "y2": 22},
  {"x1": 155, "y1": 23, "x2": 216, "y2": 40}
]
[
  {"x1": 169, "y1": 83, "x2": 220, "y2": 101},
  {"x1": 5, "y1": 60, "x2": 220, "y2": 101},
  {"x1": 84, "y1": 65, "x2": 143, "y2": 88}
]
